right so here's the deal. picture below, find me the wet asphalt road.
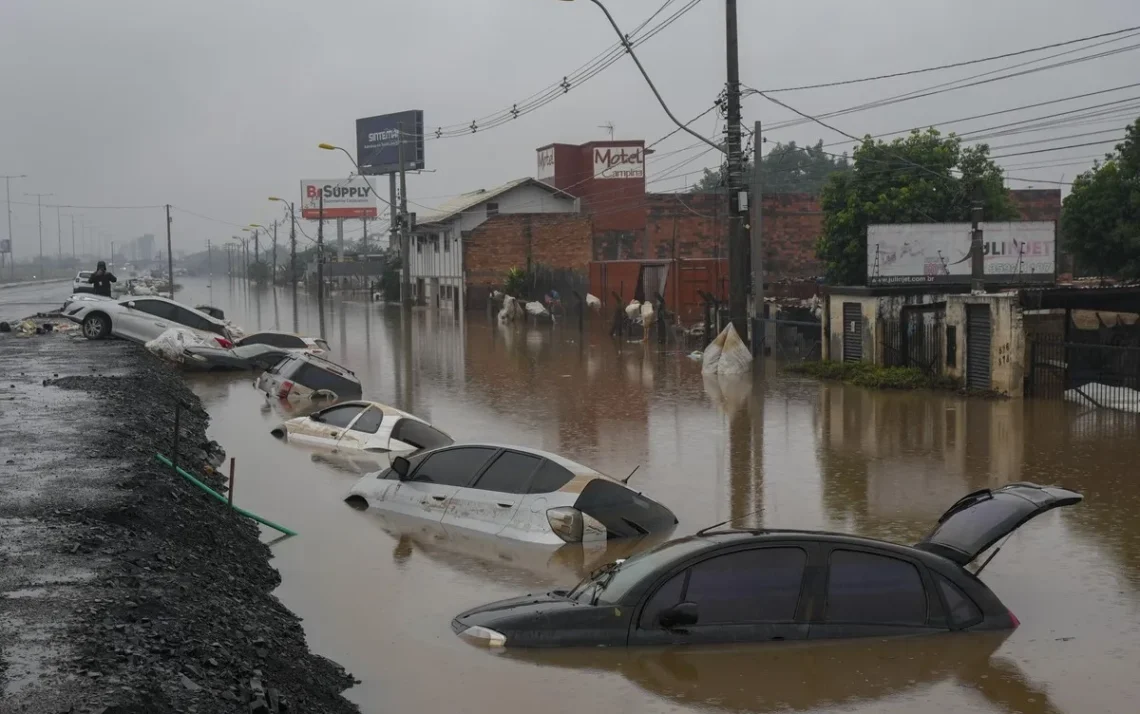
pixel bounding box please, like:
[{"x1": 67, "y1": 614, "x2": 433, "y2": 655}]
[
  {"x1": 165, "y1": 276, "x2": 1140, "y2": 714},
  {"x1": 0, "y1": 280, "x2": 72, "y2": 323}
]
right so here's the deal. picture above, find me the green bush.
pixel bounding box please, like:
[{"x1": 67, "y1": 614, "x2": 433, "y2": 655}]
[{"x1": 788, "y1": 361, "x2": 957, "y2": 391}]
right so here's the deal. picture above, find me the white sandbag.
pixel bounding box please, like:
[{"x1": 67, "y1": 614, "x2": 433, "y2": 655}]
[
  {"x1": 497, "y1": 295, "x2": 524, "y2": 324},
  {"x1": 640, "y1": 301, "x2": 656, "y2": 329},
  {"x1": 145, "y1": 327, "x2": 207, "y2": 364},
  {"x1": 525, "y1": 301, "x2": 548, "y2": 317},
  {"x1": 586, "y1": 293, "x2": 601, "y2": 309},
  {"x1": 702, "y1": 323, "x2": 752, "y2": 376},
  {"x1": 625, "y1": 300, "x2": 641, "y2": 320}
]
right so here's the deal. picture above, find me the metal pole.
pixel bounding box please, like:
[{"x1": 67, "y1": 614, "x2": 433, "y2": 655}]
[
  {"x1": 253, "y1": 228, "x2": 260, "y2": 276},
  {"x1": 388, "y1": 174, "x2": 398, "y2": 251},
  {"x1": 70, "y1": 215, "x2": 75, "y2": 259},
  {"x1": 55, "y1": 205, "x2": 62, "y2": 263},
  {"x1": 207, "y1": 239, "x2": 212, "y2": 278},
  {"x1": 317, "y1": 192, "x2": 326, "y2": 337},
  {"x1": 4, "y1": 177, "x2": 17, "y2": 279},
  {"x1": 971, "y1": 201, "x2": 985, "y2": 293},
  {"x1": 165, "y1": 204, "x2": 174, "y2": 298},
  {"x1": 228, "y1": 457, "x2": 235, "y2": 506},
  {"x1": 750, "y1": 119, "x2": 764, "y2": 356},
  {"x1": 272, "y1": 220, "x2": 278, "y2": 286},
  {"x1": 36, "y1": 194, "x2": 43, "y2": 278},
  {"x1": 362, "y1": 214, "x2": 368, "y2": 255},
  {"x1": 336, "y1": 217, "x2": 344, "y2": 262},
  {"x1": 724, "y1": 0, "x2": 748, "y2": 341},
  {"x1": 398, "y1": 121, "x2": 411, "y2": 308},
  {"x1": 289, "y1": 203, "x2": 297, "y2": 299}
]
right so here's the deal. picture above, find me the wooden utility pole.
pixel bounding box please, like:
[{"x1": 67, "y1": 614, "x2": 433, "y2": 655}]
[
  {"x1": 398, "y1": 121, "x2": 411, "y2": 307},
  {"x1": 971, "y1": 201, "x2": 985, "y2": 293},
  {"x1": 750, "y1": 119, "x2": 764, "y2": 356},
  {"x1": 317, "y1": 192, "x2": 326, "y2": 336},
  {"x1": 165, "y1": 204, "x2": 174, "y2": 298},
  {"x1": 723, "y1": 0, "x2": 747, "y2": 340}
]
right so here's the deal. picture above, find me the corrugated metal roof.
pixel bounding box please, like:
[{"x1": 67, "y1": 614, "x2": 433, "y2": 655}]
[{"x1": 416, "y1": 177, "x2": 574, "y2": 226}]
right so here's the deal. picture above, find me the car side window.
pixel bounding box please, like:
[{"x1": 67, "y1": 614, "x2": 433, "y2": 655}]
[
  {"x1": 131, "y1": 300, "x2": 175, "y2": 320},
  {"x1": 316, "y1": 405, "x2": 364, "y2": 429},
  {"x1": 527, "y1": 460, "x2": 575, "y2": 494},
  {"x1": 638, "y1": 548, "x2": 807, "y2": 629},
  {"x1": 390, "y1": 419, "x2": 452, "y2": 450},
  {"x1": 936, "y1": 575, "x2": 982, "y2": 628},
  {"x1": 411, "y1": 447, "x2": 497, "y2": 488},
  {"x1": 350, "y1": 407, "x2": 384, "y2": 434},
  {"x1": 826, "y1": 550, "x2": 927, "y2": 626},
  {"x1": 471, "y1": 451, "x2": 542, "y2": 494}
]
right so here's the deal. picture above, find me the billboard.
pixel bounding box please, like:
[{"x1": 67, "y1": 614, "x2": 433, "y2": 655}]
[
  {"x1": 867, "y1": 222, "x2": 1056, "y2": 286},
  {"x1": 300, "y1": 178, "x2": 377, "y2": 220},
  {"x1": 537, "y1": 147, "x2": 556, "y2": 181},
  {"x1": 593, "y1": 145, "x2": 644, "y2": 179},
  {"x1": 355, "y1": 110, "x2": 425, "y2": 175}
]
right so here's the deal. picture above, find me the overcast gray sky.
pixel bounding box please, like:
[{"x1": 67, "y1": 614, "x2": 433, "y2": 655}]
[{"x1": 2, "y1": 0, "x2": 1138, "y2": 257}]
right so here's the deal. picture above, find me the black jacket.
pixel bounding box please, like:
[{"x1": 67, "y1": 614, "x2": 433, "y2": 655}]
[{"x1": 88, "y1": 270, "x2": 117, "y2": 297}]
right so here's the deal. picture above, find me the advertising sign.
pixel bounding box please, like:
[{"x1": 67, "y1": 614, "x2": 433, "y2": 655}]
[
  {"x1": 537, "y1": 147, "x2": 556, "y2": 181},
  {"x1": 355, "y1": 110, "x2": 425, "y2": 175},
  {"x1": 593, "y1": 145, "x2": 644, "y2": 179},
  {"x1": 867, "y1": 222, "x2": 1056, "y2": 285},
  {"x1": 300, "y1": 178, "x2": 377, "y2": 220}
]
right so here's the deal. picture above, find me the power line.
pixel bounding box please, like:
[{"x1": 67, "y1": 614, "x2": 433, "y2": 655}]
[
  {"x1": 989, "y1": 138, "x2": 1125, "y2": 159},
  {"x1": 756, "y1": 25, "x2": 1140, "y2": 93}
]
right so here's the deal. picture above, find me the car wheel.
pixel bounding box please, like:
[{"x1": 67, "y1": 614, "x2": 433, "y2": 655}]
[{"x1": 81, "y1": 313, "x2": 111, "y2": 340}]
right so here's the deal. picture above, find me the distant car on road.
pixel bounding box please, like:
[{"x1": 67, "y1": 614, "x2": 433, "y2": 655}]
[
  {"x1": 72, "y1": 271, "x2": 94, "y2": 294},
  {"x1": 271, "y1": 400, "x2": 452, "y2": 454},
  {"x1": 181, "y1": 342, "x2": 292, "y2": 372},
  {"x1": 255, "y1": 352, "x2": 361, "y2": 403},
  {"x1": 64, "y1": 296, "x2": 235, "y2": 347},
  {"x1": 346, "y1": 443, "x2": 677, "y2": 546},
  {"x1": 237, "y1": 331, "x2": 330, "y2": 356},
  {"x1": 451, "y1": 483, "x2": 1082, "y2": 649}
]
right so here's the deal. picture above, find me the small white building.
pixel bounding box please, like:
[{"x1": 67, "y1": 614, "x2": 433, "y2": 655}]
[{"x1": 408, "y1": 177, "x2": 578, "y2": 310}]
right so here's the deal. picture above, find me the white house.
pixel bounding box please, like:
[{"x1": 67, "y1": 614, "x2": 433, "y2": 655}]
[{"x1": 408, "y1": 177, "x2": 578, "y2": 310}]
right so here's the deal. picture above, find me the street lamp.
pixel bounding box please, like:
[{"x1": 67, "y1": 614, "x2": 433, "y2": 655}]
[
  {"x1": 2, "y1": 174, "x2": 27, "y2": 280},
  {"x1": 270, "y1": 197, "x2": 298, "y2": 298},
  {"x1": 25, "y1": 191, "x2": 53, "y2": 280}
]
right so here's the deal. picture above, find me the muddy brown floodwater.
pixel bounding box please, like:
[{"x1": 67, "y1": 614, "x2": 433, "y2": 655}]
[{"x1": 177, "y1": 277, "x2": 1140, "y2": 714}]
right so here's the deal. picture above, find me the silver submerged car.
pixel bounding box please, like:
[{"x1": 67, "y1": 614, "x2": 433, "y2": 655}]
[
  {"x1": 345, "y1": 444, "x2": 677, "y2": 545},
  {"x1": 255, "y1": 353, "x2": 362, "y2": 402}
]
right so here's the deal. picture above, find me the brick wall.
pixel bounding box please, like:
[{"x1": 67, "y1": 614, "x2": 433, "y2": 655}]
[
  {"x1": 463, "y1": 213, "x2": 592, "y2": 289},
  {"x1": 1009, "y1": 189, "x2": 1061, "y2": 221}
]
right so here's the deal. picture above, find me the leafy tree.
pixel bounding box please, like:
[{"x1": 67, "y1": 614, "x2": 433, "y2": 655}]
[
  {"x1": 1062, "y1": 118, "x2": 1140, "y2": 279},
  {"x1": 817, "y1": 129, "x2": 1016, "y2": 285},
  {"x1": 694, "y1": 140, "x2": 850, "y2": 194}
]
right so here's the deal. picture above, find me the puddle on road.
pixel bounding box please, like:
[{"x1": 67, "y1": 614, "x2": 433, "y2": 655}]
[{"x1": 180, "y1": 278, "x2": 1140, "y2": 714}]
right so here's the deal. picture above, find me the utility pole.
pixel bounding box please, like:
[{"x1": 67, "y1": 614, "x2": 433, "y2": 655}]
[
  {"x1": 3, "y1": 174, "x2": 26, "y2": 280},
  {"x1": 165, "y1": 204, "x2": 174, "y2": 298},
  {"x1": 253, "y1": 228, "x2": 260, "y2": 281},
  {"x1": 26, "y1": 192, "x2": 51, "y2": 278},
  {"x1": 55, "y1": 205, "x2": 62, "y2": 263},
  {"x1": 971, "y1": 201, "x2": 985, "y2": 293},
  {"x1": 317, "y1": 191, "x2": 326, "y2": 336},
  {"x1": 362, "y1": 214, "x2": 368, "y2": 255},
  {"x1": 388, "y1": 174, "x2": 398, "y2": 252},
  {"x1": 207, "y1": 239, "x2": 212, "y2": 279},
  {"x1": 398, "y1": 121, "x2": 411, "y2": 307},
  {"x1": 272, "y1": 220, "x2": 278, "y2": 286},
  {"x1": 69, "y1": 215, "x2": 75, "y2": 259},
  {"x1": 723, "y1": 0, "x2": 748, "y2": 340},
  {"x1": 289, "y1": 203, "x2": 297, "y2": 299},
  {"x1": 750, "y1": 119, "x2": 764, "y2": 356}
]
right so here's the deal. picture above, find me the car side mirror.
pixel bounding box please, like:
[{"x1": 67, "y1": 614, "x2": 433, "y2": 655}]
[
  {"x1": 392, "y1": 455, "x2": 411, "y2": 481},
  {"x1": 659, "y1": 602, "x2": 699, "y2": 630},
  {"x1": 309, "y1": 412, "x2": 323, "y2": 423}
]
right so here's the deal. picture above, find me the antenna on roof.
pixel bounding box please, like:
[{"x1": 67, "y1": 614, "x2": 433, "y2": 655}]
[
  {"x1": 620, "y1": 464, "x2": 639, "y2": 485},
  {"x1": 599, "y1": 121, "x2": 615, "y2": 140},
  {"x1": 694, "y1": 507, "x2": 765, "y2": 536}
]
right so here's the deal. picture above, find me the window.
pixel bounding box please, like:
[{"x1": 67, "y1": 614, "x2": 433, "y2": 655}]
[
  {"x1": 528, "y1": 460, "x2": 575, "y2": 494},
  {"x1": 826, "y1": 550, "x2": 926, "y2": 626},
  {"x1": 131, "y1": 299, "x2": 177, "y2": 320},
  {"x1": 172, "y1": 306, "x2": 221, "y2": 334},
  {"x1": 391, "y1": 419, "x2": 452, "y2": 450},
  {"x1": 936, "y1": 576, "x2": 982, "y2": 628},
  {"x1": 433, "y1": 235, "x2": 439, "y2": 253},
  {"x1": 486, "y1": 202, "x2": 499, "y2": 218},
  {"x1": 637, "y1": 548, "x2": 806, "y2": 628},
  {"x1": 444, "y1": 236, "x2": 450, "y2": 252},
  {"x1": 292, "y1": 363, "x2": 359, "y2": 396},
  {"x1": 946, "y1": 325, "x2": 957, "y2": 367},
  {"x1": 416, "y1": 237, "x2": 422, "y2": 254},
  {"x1": 315, "y1": 405, "x2": 364, "y2": 428},
  {"x1": 350, "y1": 407, "x2": 384, "y2": 434},
  {"x1": 412, "y1": 447, "x2": 497, "y2": 487},
  {"x1": 315, "y1": 339, "x2": 331, "y2": 353},
  {"x1": 472, "y1": 451, "x2": 543, "y2": 494}
]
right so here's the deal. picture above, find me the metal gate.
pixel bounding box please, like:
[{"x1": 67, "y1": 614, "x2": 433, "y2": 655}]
[
  {"x1": 966, "y1": 305, "x2": 992, "y2": 390},
  {"x1": 842, "y1": 302, "x2": 863, "y2": 362}
]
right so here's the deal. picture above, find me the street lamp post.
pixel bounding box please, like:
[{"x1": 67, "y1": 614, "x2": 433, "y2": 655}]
[
  {"x1": 269, "y1": 197, "x2": 297, "y2": 299},
  {"x1": 25, "y1": 192, "x2": 52, "y2": 279},
  {"x1": 2, "y1": 174, "x2": 27, "y2": 280}
]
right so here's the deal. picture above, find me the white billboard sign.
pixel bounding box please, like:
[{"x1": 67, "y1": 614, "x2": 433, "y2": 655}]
[
  {"x1": 593, "y1": 145, "x2": 644, "y2": 180},
  {"x1": 300, "y1": 177, "x2": 377, "y2": 220},
  {"x1": 537, "y1": 147, "x2": 556, "y2": 181},
  {"x1": 867, "y1": 222, "x2": 1056, "y2": 285}
]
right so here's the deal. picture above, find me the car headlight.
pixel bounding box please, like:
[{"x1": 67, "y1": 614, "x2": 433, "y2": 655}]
[{"x1": 457, "y1": 625, "x2": 507, "y2": 648}]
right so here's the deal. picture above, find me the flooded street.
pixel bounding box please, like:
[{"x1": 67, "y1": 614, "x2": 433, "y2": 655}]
[{"x1": 179, "y1": 277, "x2": 1140, "y2": 714}]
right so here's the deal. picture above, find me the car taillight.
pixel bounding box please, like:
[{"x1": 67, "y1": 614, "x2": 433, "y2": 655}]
[
  {"x1": 1008, "y1": 610, "x2": 1020, "y2": 628},
  {"x1": 547, "y1": 507, "x2": 584, "y2": 543},
  {"x1": 278, "y1": 380, "x2": 294, "y2": 399},
  {"x1": 214, "y1": 336, "x2": 234, "y2": 349}
]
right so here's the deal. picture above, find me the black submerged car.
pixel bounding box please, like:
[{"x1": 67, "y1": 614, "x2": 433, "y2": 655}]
[{"x1": 453, "y1": 483, "x2": 1081, "y2": 648}]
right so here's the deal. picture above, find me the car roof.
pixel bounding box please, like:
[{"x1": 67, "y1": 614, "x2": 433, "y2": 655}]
[
  {"x1": 666, "y1": 529, "x2": 948, "y2": 563},
  {"x1": 432, "y1": 442, "x2": 608, "y2": 480},
  {"x1": 283, "y1": 351, "x2": 358, "y2": 377},
  {"x1": 324, "y1": 400, "x2": 424, "y2": 422}
]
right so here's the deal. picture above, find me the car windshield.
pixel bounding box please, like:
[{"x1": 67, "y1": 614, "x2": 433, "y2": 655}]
[
  {"x1": 78, "y1": 272, "x2": 92, "y2": 279},
  {"x1": 569, "y1": 538, "x2": 712, "y2": 606}
]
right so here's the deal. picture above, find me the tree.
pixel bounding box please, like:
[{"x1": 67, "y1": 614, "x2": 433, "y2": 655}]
[
  {"x1": 816, "y1": 129, "x2": 1016, "y2": 285},
  {"x1": 694, "y1": 139, "x2": 850, "y2": 194},
  {"x1": 1062, "y1": 118, "x2": 1140, "y2": 279}
]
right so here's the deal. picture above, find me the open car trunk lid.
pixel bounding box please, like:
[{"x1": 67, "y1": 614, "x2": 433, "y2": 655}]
[{"x1": 915, "y1": 482, "x2": 1082, "y2": 566}]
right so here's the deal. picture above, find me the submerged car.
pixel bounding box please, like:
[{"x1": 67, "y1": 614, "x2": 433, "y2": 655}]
[
  {"x1": 182, "y1": 343, "x2": 292, "y2": 372},
  {"x1": 452, "y1": 482, "x2": 1081, "y2": 648},
  {"x1": 62, "y1": 292, "x2": 113, "y2": 313},
  {"x1": 271, "y1": 400, "x2": 452, "y2": 454},
  {"x1": 237, "y1": 331, "x2": 330, "y2": 356},
  {"x1": 65, "y1": 296, "x2": 234, "y2": 346},
  {"x1": 345, "y1": 443, "x2": 677, "y2": 545},
  {"x1": 72, "y1": 270, "x2": 94, "y2": 294},
  {"x1": 255, "y1": 352, "x2": 361, "y2": 402}
]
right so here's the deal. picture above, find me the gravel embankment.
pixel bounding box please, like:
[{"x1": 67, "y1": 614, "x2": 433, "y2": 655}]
[{"x1": 0, "y1": 330, "x2": 358, "y2": 713}]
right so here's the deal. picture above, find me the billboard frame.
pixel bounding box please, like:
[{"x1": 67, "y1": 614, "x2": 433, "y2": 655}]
[{"x1": 355, "y1": 110, "x2": 425, "y2": 175}]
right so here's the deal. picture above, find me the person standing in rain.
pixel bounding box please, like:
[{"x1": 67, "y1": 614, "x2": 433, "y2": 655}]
[{"x1": 87, "y1": 261, "x2": 117, "y2": 297}]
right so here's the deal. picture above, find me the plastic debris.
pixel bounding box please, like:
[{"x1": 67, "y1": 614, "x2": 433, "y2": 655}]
[
  {"x1": 687, "y1": 350, "x2": 703, "y2": 360},
  {"x1": 625, "y1": 300, "x2": 641, "y2": 321},
  {"x1": 525, "y1": 301, "x2": 549, "y2": 317},
  {"x1": 586, "y1": 293, "x2": 601, "y2": 309},
  {"x1": 145, "y1": 327, "x2": 208, "y2": 364},
  {"x1": 701, "y1": 323, "x2": 753, "y2": 376},
  {"x1": 640, "y1": 301, "x2": 656, "y2": 330},
  {"x1": 497, "y1": 295, "x2": 524, "y2": 324}
]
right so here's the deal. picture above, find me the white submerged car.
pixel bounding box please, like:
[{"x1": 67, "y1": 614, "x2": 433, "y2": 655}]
[
  {"x1": 271, "y1": 400, "x2": 453, "y2": 454},
  {"x1": 237, "y1": 331, "x2": 330, "y2": 356},
  {"x1": 63, "y1": 295, "x2": 235, "y2": 347},
  {"x1": 345, "y1": 444, "x2": 677, "y2": 545}
]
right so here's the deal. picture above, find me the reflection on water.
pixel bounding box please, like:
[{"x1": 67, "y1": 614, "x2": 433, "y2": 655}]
[{"x1": 178, "y1": 277, "x2": 1140, "y2": 714}]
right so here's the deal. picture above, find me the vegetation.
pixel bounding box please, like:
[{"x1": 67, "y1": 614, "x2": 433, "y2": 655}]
[
  {"x1": 1062, "y1": 117, "x2": 1140, "y2": 279},
  {"x1": 503, "y1": 267, "x2": 527, "y2": 298},
  {"x1": 817, "y1": 129, "x2": 1017, "y2": 285},
  {"x1": 788, "y1": 360, "x2": 958, "y2": 391},
  {"x1": 695, "y1": 140, "x2": 850, "y2": 194}
]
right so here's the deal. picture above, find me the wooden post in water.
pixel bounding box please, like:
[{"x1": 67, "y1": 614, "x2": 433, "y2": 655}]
[
  {"x1": 228, "y1": 457, "x2": 236, "y2": 506},
  {"x1": 171, "y1": 403, "x2": 181, "y2": 477}
]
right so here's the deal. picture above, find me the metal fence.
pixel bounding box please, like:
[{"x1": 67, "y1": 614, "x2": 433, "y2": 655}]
[
  {"x1": 1028, "y1": 335, "x2": 1140, "y2": 412},
  {"x1": 881, "y1": 318, "x2": 944, "y2": 375},
  {"x1": 760, "y1": 318, "x2": 822, "y2": 362}
]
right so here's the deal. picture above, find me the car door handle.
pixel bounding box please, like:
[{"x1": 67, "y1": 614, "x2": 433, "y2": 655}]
[
  {"x1": 431, "y1": 495, "x2": 447, "y2": 501},
  {"x1": 496, "y1": 502, "x2": 514, "y2": 508}
]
